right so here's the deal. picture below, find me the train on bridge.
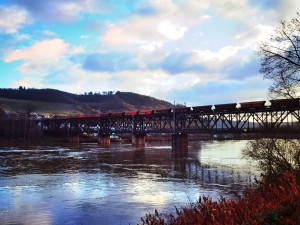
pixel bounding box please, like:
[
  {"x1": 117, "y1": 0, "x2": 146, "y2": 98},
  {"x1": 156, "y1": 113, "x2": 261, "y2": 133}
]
[
  {"x1": 41, "y1": 98, "x2": 300, "y2": 146},
  {"x1": 56, "y1": 98, "x2": 299, "y2": 119}
]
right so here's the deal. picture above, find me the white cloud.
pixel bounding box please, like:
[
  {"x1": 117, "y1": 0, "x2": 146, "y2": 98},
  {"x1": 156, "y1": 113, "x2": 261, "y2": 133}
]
[
  {"x1": 101, "y1": 24, "x2": 133, "y2": 46},
  {"x1": 212, "y1": 0, "x2": 257, "y2": 20},
  {"x1": 234, "y1": 23, "x2": 275, "y2": 50},
  {"x1": 3, "y1": 0, "x2": 298, "y2": 105},
  {"x1": 5, "y1": 39, "x2": 69, "y2": 62},
  {"x1": 158, "y1": 20, "x2": 187, "y2": 40},
  {"x1": 69, "y1": 46, "x2": 84, "y2": 54},
  {"x1": 0, "y1": 5, "x2": 30, "y2": 34},
  {"x1": 278, "y1": 0, "x2": 300, "y2": 20},
  {"x1": 4, "y1": 39, "x2": 82, "y2": 74},
  {"x1": 100, "y1": 0, "x2": 210, "y2": 48},
  {"x1": 138, "y1": 41, "x2": 162, "y2": 52},
  {"x1": 98, "y1": 0, "x2": 276, "y2": 56},
  {"x1": 15, "y1": 34, "x2": 30, "y2": 41},
  {"x1": 189, "y1": 46, "x2": 240, "y2": 71},
  {"x1": 48, "y1": 0, "x2": 97, "y2": 22}
]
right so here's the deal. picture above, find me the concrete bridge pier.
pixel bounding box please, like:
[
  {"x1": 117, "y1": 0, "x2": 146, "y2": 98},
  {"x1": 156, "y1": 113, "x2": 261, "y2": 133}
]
[
  {"x1": 98, "y1": 134, "x2": 110, "y2": 145},
  {"x1": 172, "y1": 133, "x2": 188, "y2": 151},
  {"x1": 132, "y1": 133, "x2": 146, "y2": 146}
]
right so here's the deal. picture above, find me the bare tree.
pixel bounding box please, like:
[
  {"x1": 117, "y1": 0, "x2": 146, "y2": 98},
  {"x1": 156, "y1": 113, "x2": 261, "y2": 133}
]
[
  {"x1": 258, "y1": 13, "x2": 300, "y2": 99},
  {"x1": 243, "y1": 138, "x2": 300, "y2": 181}
]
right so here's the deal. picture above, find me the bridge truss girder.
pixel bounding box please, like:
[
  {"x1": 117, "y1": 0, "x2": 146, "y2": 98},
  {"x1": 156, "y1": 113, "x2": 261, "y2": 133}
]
[{"x1": 41, "y1": 108, "x2": 300, "y2": 136}]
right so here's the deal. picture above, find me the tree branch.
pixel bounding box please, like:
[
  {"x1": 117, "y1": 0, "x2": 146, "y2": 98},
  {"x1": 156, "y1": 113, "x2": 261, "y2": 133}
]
[
  {"x1": 282, "y1": 29, "x2": 300, "y2": 60},
  {"x1": 261, "y1": 48, "x2": 300, "y2": 68}
]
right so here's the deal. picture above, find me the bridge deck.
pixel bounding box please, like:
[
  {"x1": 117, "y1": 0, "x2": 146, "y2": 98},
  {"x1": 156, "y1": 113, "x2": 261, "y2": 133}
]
[{"x1": 42, "y1": 102, "x2": 300, "y2": 136}]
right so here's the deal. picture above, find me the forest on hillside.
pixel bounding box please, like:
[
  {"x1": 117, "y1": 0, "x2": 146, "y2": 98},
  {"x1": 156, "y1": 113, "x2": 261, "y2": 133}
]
[{"x1": 0, "y1": 87, "x2": 173, "y2": 114}]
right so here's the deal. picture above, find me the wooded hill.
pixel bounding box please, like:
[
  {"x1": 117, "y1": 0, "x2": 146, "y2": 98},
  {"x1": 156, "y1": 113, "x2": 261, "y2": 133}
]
[{"x1": 0, "y1": 88, "x2": 173, "y2": 115}]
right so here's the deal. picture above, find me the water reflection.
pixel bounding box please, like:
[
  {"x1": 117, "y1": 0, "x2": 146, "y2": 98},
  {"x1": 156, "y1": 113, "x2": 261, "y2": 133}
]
[{"x1": 0, "y1": 140, "x2": 260, "y2": 225}]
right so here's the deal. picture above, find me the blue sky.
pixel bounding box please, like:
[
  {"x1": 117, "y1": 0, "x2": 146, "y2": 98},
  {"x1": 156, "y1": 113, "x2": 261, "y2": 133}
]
[{"x1": 0, "y1": 0, "x2": 300, "y2": 106}]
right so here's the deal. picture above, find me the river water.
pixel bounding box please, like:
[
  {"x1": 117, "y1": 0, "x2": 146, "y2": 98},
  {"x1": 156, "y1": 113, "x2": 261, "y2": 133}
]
[{"x1": 0, "y1": 140, "x2": 260, "y2": 225}]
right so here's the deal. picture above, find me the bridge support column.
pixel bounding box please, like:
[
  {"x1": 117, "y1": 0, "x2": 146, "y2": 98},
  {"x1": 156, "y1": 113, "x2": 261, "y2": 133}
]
[
  {"x1": 172, "y1": 133, "x2": 188, "y2": 151},
  {"x1": 132, "y1": 134, "x2": 146, "y2": 146},
  {"x1": 98, "y1": 134, "x2": 110, "y2": 145}
]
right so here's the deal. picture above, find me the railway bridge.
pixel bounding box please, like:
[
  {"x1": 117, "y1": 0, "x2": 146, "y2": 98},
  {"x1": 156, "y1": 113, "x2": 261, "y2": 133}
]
[{"x1": 42, "y1": 98, "x2": 300, "y2": 147}]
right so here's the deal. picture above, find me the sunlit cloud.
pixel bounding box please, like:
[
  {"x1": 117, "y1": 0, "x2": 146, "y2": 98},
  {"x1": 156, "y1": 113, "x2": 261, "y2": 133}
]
[
  {"x1": 4, "y1": 39, "x2": 83, "y2": 75},
  {"x1": 5, "y1": 39, "x2": 68, "y2": 62},
  {"x1": 0, "y1": 0, "x2": 299, "y2": 105},
  {"x1": 157, "y1": 20, "x2": 187, "y2": 40},
  {"x1": 0, "y1": 5, "x2": 30, "y2": 34}
]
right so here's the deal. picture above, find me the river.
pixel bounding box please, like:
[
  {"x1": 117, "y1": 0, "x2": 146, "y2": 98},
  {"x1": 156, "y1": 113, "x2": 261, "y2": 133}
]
[{"x1": 0, "y1": 140, "x2": 260, "y2": 225}]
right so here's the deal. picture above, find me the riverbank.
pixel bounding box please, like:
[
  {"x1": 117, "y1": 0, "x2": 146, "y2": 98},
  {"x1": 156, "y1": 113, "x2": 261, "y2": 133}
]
[{"x1": 140, "y1": 171, "x2": 300, "y2": 225}]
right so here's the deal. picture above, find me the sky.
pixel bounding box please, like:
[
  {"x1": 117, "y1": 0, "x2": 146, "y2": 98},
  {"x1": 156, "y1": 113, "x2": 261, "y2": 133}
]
[{"x1": 1, "y1": 0, "x2": 300, "y2": 106}]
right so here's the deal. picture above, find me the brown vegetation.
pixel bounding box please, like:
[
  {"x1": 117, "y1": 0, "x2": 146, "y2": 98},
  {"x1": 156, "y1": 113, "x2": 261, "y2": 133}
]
[
  {"x1": 140, "y1": 171, "x2": 300, "y2": 225},
  {"x1": 140, "y1": 138, "x2": 300, "y2": 225}
]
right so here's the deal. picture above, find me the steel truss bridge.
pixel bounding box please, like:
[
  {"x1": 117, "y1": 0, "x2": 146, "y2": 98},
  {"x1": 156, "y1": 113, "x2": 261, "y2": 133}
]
[{"x1": 42, "y1": 100, "x2": 300, "y2": 137}]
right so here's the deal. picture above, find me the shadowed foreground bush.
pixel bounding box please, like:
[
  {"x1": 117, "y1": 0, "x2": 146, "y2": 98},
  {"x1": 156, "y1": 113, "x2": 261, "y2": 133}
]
[{"x1": 140, "y1": 171, "x2": 300, "y2": 225}]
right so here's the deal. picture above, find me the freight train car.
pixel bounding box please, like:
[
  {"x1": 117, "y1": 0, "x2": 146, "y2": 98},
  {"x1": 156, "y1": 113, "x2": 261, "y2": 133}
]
[
  {"x1": 239, "y1": 101, "x2": 266, "y2": 110},
  {"x1": 84, "y1": 114, "x2": 100, "y2": 118},
  {"x1": 137, "y1": 110, "x2": 154, "y2": 115},
  {"x1": 213, "y1": 103, "x2": 237, "y2": 112},
  {"x1": 100, "y1": 112, "x2": 111, "y2": 117},
  {"x1": 123, "y1": 111, "x2": 137, "y2": 116},
  {"x1": 64, "y1": 115, "x2": 78, "y2": 119},
  {"x1": 191, "y1": 105, "x2": 212, "y2": 113},
  {"x1": 174, "y1": 107, "x2": 191, "y2": 113},
  {"x1": 153, "y1": 109, "x2": 172, "y2": 115},
  {"x1": 270, "y1": 98, "x2": 300, "y2": 108},
  {"x1": 111, "y1": 112, "x2": 123, "y2": 117}
]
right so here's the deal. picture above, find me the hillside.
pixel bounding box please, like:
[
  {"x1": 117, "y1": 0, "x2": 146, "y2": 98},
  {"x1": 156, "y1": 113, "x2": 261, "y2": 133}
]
[{"x1": 0, "y1": 88, "x2": 173, "y2": 115}]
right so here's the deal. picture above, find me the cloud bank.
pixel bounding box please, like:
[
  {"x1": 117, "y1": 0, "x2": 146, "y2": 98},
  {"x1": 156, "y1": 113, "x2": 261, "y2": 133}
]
[{"x1": 1, "y1": 0, "x2": 300, "y2": 106}]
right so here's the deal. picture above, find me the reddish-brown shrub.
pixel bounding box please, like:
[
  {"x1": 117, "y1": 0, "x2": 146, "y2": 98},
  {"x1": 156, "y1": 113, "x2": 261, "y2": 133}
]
[{"x1": 140, "y1": 171, "x2": 300, "y2": 225}]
